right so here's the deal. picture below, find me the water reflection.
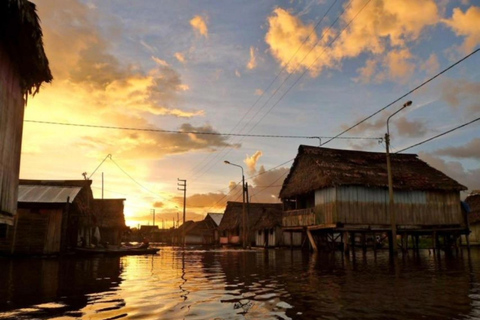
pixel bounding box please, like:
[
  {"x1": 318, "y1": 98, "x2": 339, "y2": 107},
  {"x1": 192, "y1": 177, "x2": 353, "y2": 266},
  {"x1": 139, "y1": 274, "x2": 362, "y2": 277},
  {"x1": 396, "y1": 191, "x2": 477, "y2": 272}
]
[{"x1": 1, "y1": 248, "x2": 480, "y2": 319}]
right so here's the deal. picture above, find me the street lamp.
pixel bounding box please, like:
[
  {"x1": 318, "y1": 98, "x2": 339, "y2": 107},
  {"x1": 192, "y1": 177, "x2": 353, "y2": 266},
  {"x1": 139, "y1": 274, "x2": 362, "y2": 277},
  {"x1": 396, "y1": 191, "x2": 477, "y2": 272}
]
[
  {"x1": 224, "y1": 160, "x2": 247, "y2": 249},
  {"x1": 385, "y1": 100, "x2": 412, "y2": 254}
]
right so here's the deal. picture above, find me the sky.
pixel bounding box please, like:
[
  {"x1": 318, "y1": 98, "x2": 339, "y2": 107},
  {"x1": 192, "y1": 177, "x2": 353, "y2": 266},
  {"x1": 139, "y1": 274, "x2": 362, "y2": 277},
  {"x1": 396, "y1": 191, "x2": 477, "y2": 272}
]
[{"x1": 22, "y1": 0, "x2": 480, "y2": 227}]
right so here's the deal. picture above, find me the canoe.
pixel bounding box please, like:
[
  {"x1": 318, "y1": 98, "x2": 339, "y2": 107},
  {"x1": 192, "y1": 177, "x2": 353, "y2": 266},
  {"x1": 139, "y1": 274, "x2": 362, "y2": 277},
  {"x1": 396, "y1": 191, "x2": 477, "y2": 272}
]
[{"x1": 75, "y1": 247, "x2": 159, "y2": 256}]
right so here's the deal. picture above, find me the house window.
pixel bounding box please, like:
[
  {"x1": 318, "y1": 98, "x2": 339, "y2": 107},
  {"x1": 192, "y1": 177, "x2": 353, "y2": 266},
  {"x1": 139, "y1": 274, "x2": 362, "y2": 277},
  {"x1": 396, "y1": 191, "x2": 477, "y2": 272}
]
[{"x1": 0, "y1": 224, "x2": 7, "y2": 239}]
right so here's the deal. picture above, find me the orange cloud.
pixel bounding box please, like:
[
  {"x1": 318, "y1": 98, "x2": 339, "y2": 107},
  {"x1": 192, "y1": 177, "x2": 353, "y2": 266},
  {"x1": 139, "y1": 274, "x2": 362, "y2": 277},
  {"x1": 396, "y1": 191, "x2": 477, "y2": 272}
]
[
  {"x1": 265, "y1": 1, "x2": 440, "y2": 82},
  {"x1": 190, "y1": 15, "x2": 208, "y2": 38},
  {"x1": 443, "y1": 6, "x2": 480, "y2": 53},
  {"x1": 247, "y1": 46, "x2": 257, "y2": 70},
  {"x1": 174, "y1": 52, "x2": 186, "y2": 63},
  {"x1": 244, "y1": 151, "x2": 263, "y2": 175}
]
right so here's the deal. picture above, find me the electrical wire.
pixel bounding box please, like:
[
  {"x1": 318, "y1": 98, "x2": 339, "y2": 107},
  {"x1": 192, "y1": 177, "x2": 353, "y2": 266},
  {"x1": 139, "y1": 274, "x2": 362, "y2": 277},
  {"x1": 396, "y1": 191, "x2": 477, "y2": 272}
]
[
  {"x1": 396, "y1": 116, "x2": 480, "y2": 153},
  {"x1": 321, "y1": 47, "x2": 480, "y2": 146},
  {"x1": 186, "y1": 0, "x2": 340, "y2": 178}
]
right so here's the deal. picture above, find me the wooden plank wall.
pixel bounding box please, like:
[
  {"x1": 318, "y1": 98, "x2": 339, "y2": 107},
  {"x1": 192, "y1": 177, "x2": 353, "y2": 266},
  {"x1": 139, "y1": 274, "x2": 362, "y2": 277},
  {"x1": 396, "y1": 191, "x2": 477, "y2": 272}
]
[
  {"x1": 13, "y1": 208, "x2": 63, "y2": 254},
  {"x1": 0, "y1": 46, "x2": 24, "y2": 223},
  {"x1": 334, "y1": 186, "x2": 463, "y2": 226}
]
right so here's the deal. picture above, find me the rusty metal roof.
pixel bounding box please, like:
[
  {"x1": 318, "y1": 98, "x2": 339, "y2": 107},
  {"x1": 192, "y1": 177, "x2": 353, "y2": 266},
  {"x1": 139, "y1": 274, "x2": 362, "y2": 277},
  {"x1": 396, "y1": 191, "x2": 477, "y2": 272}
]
[{"x1": 18, "y1": 185, "x2": 82, "y2": 203}]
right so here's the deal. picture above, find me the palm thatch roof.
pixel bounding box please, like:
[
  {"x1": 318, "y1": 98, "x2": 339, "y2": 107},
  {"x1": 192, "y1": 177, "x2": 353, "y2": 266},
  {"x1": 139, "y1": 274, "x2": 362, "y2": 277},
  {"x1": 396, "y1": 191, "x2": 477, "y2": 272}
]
[
  {"x1": 279, "y1": 145, "x2": 466, "y2": 199},
  {"x1": 1, "y1": 0, "x2": 52, "y2": 95},
  {"x1": 466, "y1": 192, "x2": 480, "y2": 224},
  {"x1": 218, "y1": 202, "x2": 283, "y2": 231},
  {"x1": 94, "y1": 199, "x2": 126, "y2": 229}
]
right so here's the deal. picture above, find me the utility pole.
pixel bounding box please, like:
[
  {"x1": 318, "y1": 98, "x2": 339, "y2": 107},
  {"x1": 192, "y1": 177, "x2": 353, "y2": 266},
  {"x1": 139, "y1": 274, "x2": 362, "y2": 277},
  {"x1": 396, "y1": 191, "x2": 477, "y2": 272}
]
[
  {"x1": 178, "y1": 179, "x2": 187, "y2": 246},
  {"x1": 151, "y1": 209, "x2": 155, "y2": 227}
]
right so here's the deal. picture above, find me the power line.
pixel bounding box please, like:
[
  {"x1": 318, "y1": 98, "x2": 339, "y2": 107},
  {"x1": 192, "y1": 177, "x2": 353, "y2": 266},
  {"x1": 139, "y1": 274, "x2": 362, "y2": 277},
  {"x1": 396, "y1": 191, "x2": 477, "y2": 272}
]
[
  {"x1": 24, "y1": 119, "x2": 380, "y2": 141},
  {"x1": 321, "y1": 47, "x2": 480, "y2": 146},
  {"x1": 396, "y1": 116, "x2": 480, "y2": 153},
  {"x1": 108, "y1": 156, "x2": 164, "y2": 200},
  {"x1": 186, "y1": 0, "x2": 340, "y2": 178}
]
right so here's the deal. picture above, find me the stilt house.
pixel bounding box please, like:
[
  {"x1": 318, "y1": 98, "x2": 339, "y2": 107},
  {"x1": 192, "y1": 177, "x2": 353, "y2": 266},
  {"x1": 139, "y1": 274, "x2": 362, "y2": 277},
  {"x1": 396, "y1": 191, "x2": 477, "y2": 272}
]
[
  {"x1": 0, "y1": 180, "x2": 96, "y2": 255},
  {"x1": 0, "y1": 0, "x2": 52, "y2": 227},
  {"x1": 94, "y1": 199, "x2": 126, "y2": 245},
  {"x1": 280, "y1": 145, "x2": 467, "y2": 250},
  {"x1": 218, "y1": 202, "x2": 283, "y2": 246},
  {"x1": 253, "y1": 205, "x2": 284, "y2": 247},
  {"x1": 465, "y1": 192, "x2": 480, "y2": 245}
]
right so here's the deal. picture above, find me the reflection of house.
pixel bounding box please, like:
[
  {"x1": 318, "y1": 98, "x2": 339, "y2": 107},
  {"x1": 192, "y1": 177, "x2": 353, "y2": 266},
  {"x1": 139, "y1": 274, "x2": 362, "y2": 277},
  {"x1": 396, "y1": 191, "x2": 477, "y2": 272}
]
[
  {"x1": 218, "y1": 202, "x2": 283, "y2": 246},
  {"x1": 0, "y1": 0, "x2": 52, "y2": 227},
  {"x1": 466, "y1": 192, "x2": 480, "y2": 244},
  {"x1": 253, "y1": 205, "x2": 284, "y2": 247},
  {"x1": 280, "y1": 145, "x2": 467, "y2": 251},
  {"x1": 94, "y1": 199, "x2": 126, "y2": 245},
  {"x1": 0, "y1": 180, "x2": 96, "y2": 255}
]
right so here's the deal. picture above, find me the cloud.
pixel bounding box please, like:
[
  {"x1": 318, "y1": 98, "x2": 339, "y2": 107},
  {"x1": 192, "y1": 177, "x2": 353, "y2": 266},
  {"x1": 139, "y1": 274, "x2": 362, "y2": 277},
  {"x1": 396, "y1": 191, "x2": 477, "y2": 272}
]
[
  {"x1": 433, "y1": 138, "x2": 480, "y2": 160},
  {"x1": 254, "y1": 89, "x2": 264, "y2": 95},
  {"x1": 244, "y1": 151, "x2": 263, "y2": 175},
  {"x1": 418, "y1": 152, "x2": 480, "y2": 191},
  {"x1": 443, "y1": 6, "x2": 480, "y2": 53},
  {"x1": 247, "y1": 46, "x2": 257, "y2": 70},
  {"x1": 190, "y1": 15, "x2": 208, "y2": 38},
  {"x1": 440, "y1": 78, "x2": 480, "y2": 107},
  {"x1": 235, "y1": 69, "x2": 241, "y2": 77},
  {"x1": 173, "y1": 192, "x2": 228, "y2": 209},
  {"x1": 153, "y1": 201, "x2": 164, "y2": 208},
  {"x1": 174, "y1": 52, "x2": 186, "y2": 63},
  {"x1": 265, "y1": 1, "x2": 440, "y2": 81},
  {"x1": 421, "y1": 53, "x2": 440, "y2": 76},
  {"x1": 395, "y1": 117, "x2": 427, "y2": 138},
  {"x1": 249, "y1": 166, "x2": 290, "y2": 203}
]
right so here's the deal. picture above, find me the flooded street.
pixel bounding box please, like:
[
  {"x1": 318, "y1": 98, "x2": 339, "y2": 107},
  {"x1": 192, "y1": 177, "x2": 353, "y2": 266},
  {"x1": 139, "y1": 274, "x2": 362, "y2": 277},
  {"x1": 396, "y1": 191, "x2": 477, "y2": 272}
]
[{"x1": 1, "y1": 247, "x2": 480, "y2": 319}]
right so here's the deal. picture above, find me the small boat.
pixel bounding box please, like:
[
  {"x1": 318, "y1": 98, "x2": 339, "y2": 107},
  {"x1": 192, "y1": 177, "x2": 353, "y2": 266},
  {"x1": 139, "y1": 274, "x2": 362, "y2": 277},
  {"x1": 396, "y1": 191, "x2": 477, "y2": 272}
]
[{"x1": 75, "y1": 246, "x2": 159, "y2": 256}]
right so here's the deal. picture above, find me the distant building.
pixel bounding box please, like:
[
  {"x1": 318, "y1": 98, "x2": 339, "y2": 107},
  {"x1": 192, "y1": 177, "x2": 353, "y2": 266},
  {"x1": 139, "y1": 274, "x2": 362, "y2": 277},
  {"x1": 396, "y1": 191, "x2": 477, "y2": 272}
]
[
  {"x1": 94, "y1": 199, "x2": 126, "y2": 245},
  {"x1": 0, "y1": 0, "x2": 52, "y2": 226},
  {"x1": 280, "y1": 145, "x2": 467, "y2": 250},
  {"x1": 466, "y1": 191, "x2": 480, "y2": 244},
  {"x1": 218, "y1": 202, "x2": 283, "y2": 246},
  {"x1": 205, "y1": 213, "x2": 223, "y2": 242},
  {"x1": 0, "y1": 180, "x2": 96, "y2": 255},
  {"x1": 252, "y1": 205, "x2": 284, "y2": 247}
]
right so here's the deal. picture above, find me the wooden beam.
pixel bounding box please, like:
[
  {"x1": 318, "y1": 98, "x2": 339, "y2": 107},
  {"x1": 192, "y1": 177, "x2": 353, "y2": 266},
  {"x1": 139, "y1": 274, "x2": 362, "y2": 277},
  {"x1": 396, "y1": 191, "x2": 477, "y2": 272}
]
[{"x1": 306, "y1": 229, "x2": 318, "y2": 252}]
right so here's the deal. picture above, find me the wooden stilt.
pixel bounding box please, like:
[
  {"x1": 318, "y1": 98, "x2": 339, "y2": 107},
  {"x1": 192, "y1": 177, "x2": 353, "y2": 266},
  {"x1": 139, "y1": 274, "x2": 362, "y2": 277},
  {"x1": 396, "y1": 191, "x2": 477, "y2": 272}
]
[{"x1": 306, "y1": 229, "x2": 318, "y2": 252}]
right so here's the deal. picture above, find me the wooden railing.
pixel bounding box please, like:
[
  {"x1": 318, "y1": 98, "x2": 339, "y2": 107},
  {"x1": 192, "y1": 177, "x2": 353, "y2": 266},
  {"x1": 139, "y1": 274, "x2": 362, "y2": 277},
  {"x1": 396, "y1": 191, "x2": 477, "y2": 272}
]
[{"x1": 282, "y1": 208, "x2": 316, "y2": 227}]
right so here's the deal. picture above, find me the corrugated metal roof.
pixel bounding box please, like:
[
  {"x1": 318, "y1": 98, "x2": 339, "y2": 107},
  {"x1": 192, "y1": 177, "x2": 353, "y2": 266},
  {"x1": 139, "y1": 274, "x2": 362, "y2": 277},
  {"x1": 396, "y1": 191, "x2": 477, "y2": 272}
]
[{"x1": 18, "y1": 185, "x2": 82, "y2": 203}]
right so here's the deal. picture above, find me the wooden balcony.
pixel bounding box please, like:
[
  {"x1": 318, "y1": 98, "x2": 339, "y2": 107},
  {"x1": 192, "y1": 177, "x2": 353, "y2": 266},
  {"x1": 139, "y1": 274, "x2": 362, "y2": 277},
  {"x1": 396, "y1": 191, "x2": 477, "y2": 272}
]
[{"x1": 282, "y1": 208, "x2": 316, "y2": 227}]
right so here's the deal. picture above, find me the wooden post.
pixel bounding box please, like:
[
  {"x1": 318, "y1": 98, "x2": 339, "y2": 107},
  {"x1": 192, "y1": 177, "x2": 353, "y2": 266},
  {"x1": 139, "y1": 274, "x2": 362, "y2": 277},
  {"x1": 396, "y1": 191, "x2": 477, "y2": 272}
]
[
  {"x1": 361, "y1": 233, "x2": 367, "y2": 255},
  {"x1": 343, "y1": 231, "x2": 350, "y2": 255},
  {"x1": 306, "y1": 229, "x2": 317, "y2": 252}
]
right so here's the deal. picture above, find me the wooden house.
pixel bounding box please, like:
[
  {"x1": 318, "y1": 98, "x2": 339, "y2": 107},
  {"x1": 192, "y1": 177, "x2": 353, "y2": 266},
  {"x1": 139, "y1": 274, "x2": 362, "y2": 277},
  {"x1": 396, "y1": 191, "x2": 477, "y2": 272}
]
[
  {"x1": 465, "y1": 192, "x2": 480, "y2": 245},
  {"x1": 218, "y1": 202, "x2": 283, "y2": 246},
  {"x1": 0, "y1": 180, "x2": 96, "y2": 255},
  {"x1": 182, "y1": 213, "x2": 223, "y2": 245},
  {"x1": 280, "y1": 145, "x2": 467, "y2": 251},
  {"x1": 0, "y1": 0, "x2": 52, "y2": 227},
  {"x1": 94, "y1": 199, "x2": 126, "y2": 245},
  {"x1": 253, "y1": 204, "x2": 284, "y2": 247},
  {"x1": 205, "y1": 213, "x2": 223, "y2": 242}
]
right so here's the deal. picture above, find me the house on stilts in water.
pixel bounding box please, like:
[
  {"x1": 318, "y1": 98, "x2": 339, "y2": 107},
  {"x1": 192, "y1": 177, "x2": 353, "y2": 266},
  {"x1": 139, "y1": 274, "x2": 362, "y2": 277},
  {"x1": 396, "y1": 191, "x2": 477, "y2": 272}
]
[
  {"x1": 0, "y1": 0, "x2": 52, "y2": 231},
  {"x1": 0, "y1": 180, "x2": 96, "y2": 255},
  {"x1": 465, "y1": 191, "x2": 480, "y2": 245},
  {"x1": 94, "y1": 198, "x2": 127, "y2": 246},
  {"x1": 218, "y1": 201, "x2": 283, "y2": 247},
  {"x1": 280, "y1": 145, "x2": 468, "y2": 253}
]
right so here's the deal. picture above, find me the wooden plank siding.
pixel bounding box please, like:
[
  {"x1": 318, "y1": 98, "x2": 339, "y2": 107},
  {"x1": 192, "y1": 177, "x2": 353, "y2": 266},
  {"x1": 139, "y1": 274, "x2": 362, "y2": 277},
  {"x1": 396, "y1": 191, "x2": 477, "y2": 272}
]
[
  {"x1": 13, "y1": 208, "x2": 63, "y2": 254},
  {"x1": 283, "y1": 186, "x2": 463, "y2": 228},
  {"x1": 0, "y1": 46, "x2": 25, "y2": 224}
]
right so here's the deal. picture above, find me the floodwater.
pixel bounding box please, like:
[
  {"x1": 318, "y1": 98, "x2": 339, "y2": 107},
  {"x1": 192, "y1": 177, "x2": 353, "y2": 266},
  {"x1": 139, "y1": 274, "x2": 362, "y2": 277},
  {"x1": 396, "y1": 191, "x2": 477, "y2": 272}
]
[{"x1": 1, "y1": 247, "x2": 480, "y2": 320}]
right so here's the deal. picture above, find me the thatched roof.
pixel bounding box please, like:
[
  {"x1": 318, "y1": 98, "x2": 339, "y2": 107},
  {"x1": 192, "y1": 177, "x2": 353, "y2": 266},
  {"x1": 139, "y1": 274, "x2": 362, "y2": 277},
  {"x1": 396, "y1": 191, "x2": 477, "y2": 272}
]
[
  {"x1": 218, "y1": 202, "x2": 283, "y2": 231},
  {"x1": 279, "y1": 145, "x2": 466, "y2": 199},
  {"x1": 466, "y1": 192, "x2": 480, "y2": 224},
  {"x1": 94, "y1": 199, "x2": 126, "y2": 229},
  {"x1": 1, "y1": 0, "x2": 52, "y2": 95}
]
